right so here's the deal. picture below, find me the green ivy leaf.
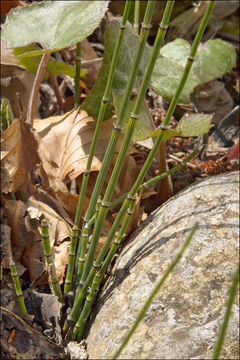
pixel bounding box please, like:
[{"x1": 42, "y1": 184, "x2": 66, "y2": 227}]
[
  {"x1": 2, "y1": 1, "x2": 109, "y2": 55},
  {"x1": 81, "y1": 20, "x2": 151, "y2": 119},
  {"x1": 13, "y1": 45, "x2": 87, "y2": 79},
  {"x1": 113, "y1": 92, "x2": 154, "y2": 141},
  {"x1": 150, "y1": 113, "x2": 213, "y2": 139},
  {"x1": 151, "y1": 38, "x2": 236, "y2": 103}
]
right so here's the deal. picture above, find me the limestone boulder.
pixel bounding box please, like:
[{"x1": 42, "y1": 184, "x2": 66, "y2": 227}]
[{"x1": 86, "y1": 171, "x2": 239, "y2": 359}]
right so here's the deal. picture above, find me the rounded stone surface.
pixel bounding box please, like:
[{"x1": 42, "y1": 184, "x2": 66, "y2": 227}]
[{"x1": 86, "y1": 171, "x2": 239, "y2": 359}]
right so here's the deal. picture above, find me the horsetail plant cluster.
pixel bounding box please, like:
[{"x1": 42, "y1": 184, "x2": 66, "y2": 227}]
[{"x1": 8, "y1": 0, "x2": 232, "y2": 355}]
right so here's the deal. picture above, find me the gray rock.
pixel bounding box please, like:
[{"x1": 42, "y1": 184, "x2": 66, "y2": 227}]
[{"x1": 86, "y1": 171, "x2": 239, "y2": 359}]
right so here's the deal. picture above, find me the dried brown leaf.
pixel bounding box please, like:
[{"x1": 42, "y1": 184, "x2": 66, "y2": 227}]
[
  {"x1": 3, "y1": 199, "x2": 35, "y2": 248},
  {"x1": 1, "y1": 118, "x2": 40, "y2": 194},
  {"x1": 34, "y1": 109, "x2": 125, "y2": 182},
  {"x1": 26, "y1": 195, "x2": 71, "y2": 246},
  {"x1": 52, "y1": 242, "x2": 70, "y2": 284},
  {"x1": 0, "y1": 224, "x2": 12, "y2": 268},
  {"x1": 34, "y1": 109, "x2": 140, "y2": 220}
]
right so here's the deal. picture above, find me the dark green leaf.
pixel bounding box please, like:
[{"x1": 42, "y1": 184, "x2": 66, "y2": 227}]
[{"x1": 81, "y1": 20, "x2": 151, "y2": 119}]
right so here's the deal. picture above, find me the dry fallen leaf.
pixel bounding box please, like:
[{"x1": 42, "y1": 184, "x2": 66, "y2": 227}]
[
  {"x1": 34, "y1": 109, "x2": 140, "y2": 220},
  {"x1": 34, "y1": 109, "x2": 126, "y2": 182},
  {"x1": 3, "y1": 193, "x2": 72, "y2": 283},
  {"x1": 1, "y1": 117, "x2": 40, "y2": 194}
]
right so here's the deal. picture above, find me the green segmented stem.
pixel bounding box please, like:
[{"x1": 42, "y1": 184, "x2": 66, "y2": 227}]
[
  {"x1": 41, "y1": 219, "x2": 63, "y2": 303},
  {"x1": 112, "y1": 223, "x2": 199, "y2": 359},
  {"x1": 80, "y1": 0, "x2": 172, "y2": 289},
  {"x1": 69, "y1": 1, "x2": 131, "y2": 294},
  {"x1": 73, "y1": 1, "x2": 131, "y2": 230},
  {"x1": 63, "y1": 1, "x2": 174, "y2": 334},
  {"x1": 72, "y1": 198, "x2": 137, "y2": 340},
  {"x1": 64, "y1": 225, "x2": 79, "y2": 294},
  {"x1": 134, "y1": 0, "x2": 140, "y2": 33},
  {"x1": 63, "y1": 0, "x2": 215, "y2": 336},
  {"x1": 76, "y1": 222, "x2": 89, "y2": 283},
  {"x1": 71, "y1": 271, "x2": 101, "y2": 341},
  {"x1": 74, "y1": 42, "x2": 81, "y2": 109},
  {"x1": 95, "y1": 0, "x2": 216, "y2": 267},
  {"x1": 65, "y1": 134, "x2": 199, "y2": 333},
  {"x1": 9, "y1": 257, "x2": 27, "y2": 315},
  {"x1": 213, "y1": 266, "x2": 239, "y2": 360},
  {"x1": 75, "y1": 198, "x2": 101, "y2": 281},
  {"x1": 76, "y1": 0, "x2": 156, "y2": 289}
]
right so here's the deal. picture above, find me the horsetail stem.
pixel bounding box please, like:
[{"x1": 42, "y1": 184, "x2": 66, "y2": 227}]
[
  {"x1": 70, "y1": 0, "x2": 214, "y2": 335},
  {"x1": 68, "y1": 143, "x2": 197, "y2": 336},
  {"x1": 80, "y1": 0, "x2": 172, "y2": 289},
  {"x1": 64, "y1": 224, "x2": 79, "y2": 294},
  {"x1": 9, "y1": 257, "x2": 27, "y2": 315},
  {"x1": 63, "y1": 1, "x2": 175, "y2": 334},
  {"x1": 75, "y1": 198, "x2": 102, "y2": 281},
  {"x1": 101, "y1": 0, "x2": 215, "y2": 252},
  {"x1": 213, "y1": 266, "x2": 239, "y2": 360},
  {"x1": 112, "y1": 223, "x2": 199, "y2": 359},
  {"x1": 73, "y1": 1, "x2": 131, "y2": 229},
  {"x1": 66, "y1": 1, "x2": 131, "y2": 296},
  {"x1": 134, "y1": 0, "x2": 140, "y2": 34},
  {"x1": 72, "y1": 198, "x2": 137, "y2": 339},
  {"x1": 81, "y1": 0, "x2": 156, "y2": 226},
  {"x1": 71, "y1": 271, "x2": 101, "y2": 341},
  {"x1": 41, "y1": 219, "x2": 63, "y2": 303},
  {"x1": 76, "y1": 222, "x2": 89, "y2": 283},
  {"x1": 63, "y1": 0, "x2": 215, "y2": 336},
  {"x1": 74, "y1": 42, "x2": 81, "y2": 109},
  {"x1": 74, "y1": 0, "x2": 156, "y2": 294}
]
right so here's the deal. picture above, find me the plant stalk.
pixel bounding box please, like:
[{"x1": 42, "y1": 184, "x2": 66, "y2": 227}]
[
  {"x1": 100, "y1": 0, "x2": 215, "y2": 244},
  {"x1": 213, "y1": 266, "x2": 239, "y2": 360},
  {"x1": 63, "y1": 2, "x2": 132, "y2": 296},
  {"x1": 72, "y1": 198, "x2": 137, "y2": 340},
  {"x1": 73, "y1": 0, "x2": 215, "y2": 335},
  {"x1": 76, "y1": 0, "x2": 156, "y2": 285},
  {"x1": 74, "y1": 42, "x2": 81, "y2": 109},
  {"x1": 79, "y1": 0, "x2": 171, "y2": 289},
  {"x1": 27, "y1": 52, "x2": 50, "y2": 126},
  {"x1": 41, "y1": 219, "x2": 64, "y2": 302},
  {"x1": 9, "y1": 257, "x2": 27, "y2": 316},
  {"x1": 64, "y1": 225, "x2": 79, "y2": 294},
  {"x1": 134, "y1": 0, "x2": 140, "y2": 34}
]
